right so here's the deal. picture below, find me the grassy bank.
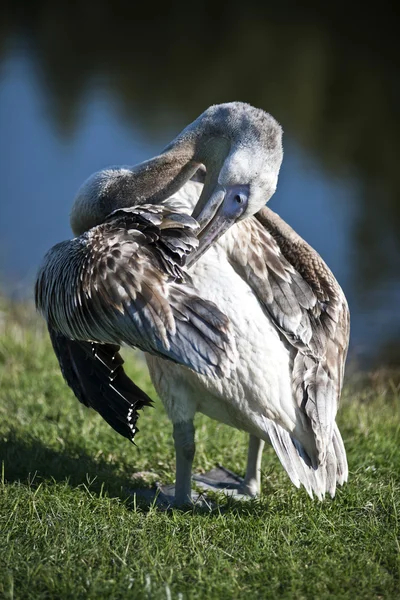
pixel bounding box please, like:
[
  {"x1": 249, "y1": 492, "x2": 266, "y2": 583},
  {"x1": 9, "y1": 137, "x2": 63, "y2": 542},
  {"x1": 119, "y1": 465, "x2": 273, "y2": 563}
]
[{"x1": 0, "y1": 300, "x2": 399, "y2": 599}]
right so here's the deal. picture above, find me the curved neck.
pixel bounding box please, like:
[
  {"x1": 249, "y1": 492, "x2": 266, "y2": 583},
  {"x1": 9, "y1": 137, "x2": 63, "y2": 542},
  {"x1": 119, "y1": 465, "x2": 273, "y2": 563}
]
[
  {"x1": 124, "y1": 143, "x2": 199, "y2": 205},
  {"x1": 70, "y1": 128, "x2": 229, "y2": 236}
]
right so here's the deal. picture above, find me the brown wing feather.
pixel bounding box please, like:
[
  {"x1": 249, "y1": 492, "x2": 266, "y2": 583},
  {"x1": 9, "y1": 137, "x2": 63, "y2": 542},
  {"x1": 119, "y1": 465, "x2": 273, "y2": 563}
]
[
  {"x1": 226, "y1": 207, "x2": 349, "y2": 463},
  {"x1": 36, "y1": 205, "x2": 234, "y2": 380},
  {"x1": 36, "y1": 204, "x2": 236, "y2": 444}
]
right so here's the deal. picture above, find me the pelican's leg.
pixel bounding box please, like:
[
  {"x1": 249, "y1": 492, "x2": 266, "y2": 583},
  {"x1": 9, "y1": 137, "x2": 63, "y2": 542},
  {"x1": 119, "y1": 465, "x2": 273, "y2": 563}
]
[
  {"x1": 173, "y1": 420, "x2": 196, "y2": 506},
  {"x1": 240, "y1": 435, "x2": 265, "y2": 496}
]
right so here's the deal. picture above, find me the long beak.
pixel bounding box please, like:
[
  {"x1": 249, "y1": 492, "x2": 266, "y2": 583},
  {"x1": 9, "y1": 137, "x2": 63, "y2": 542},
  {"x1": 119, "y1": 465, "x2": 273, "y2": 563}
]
[{"x1": 187, "y1": 184, "x2": 249, "y2": 267}]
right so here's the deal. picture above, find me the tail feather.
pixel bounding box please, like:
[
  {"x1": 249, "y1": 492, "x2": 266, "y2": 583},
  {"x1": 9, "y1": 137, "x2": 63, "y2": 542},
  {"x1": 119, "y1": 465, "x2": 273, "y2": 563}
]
[
  {"x1": 332, "y1": 422, "x2": 348, "y2": 485},
  {"x1": 263, "y1": 418, "x2": 347, "y2": 499}
]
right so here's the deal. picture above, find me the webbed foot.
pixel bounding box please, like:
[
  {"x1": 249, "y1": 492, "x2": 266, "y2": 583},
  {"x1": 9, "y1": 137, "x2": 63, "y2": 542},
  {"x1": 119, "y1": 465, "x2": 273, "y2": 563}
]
[{"x1": 193, "y1": 464, "x2": 258, "y2": 500}]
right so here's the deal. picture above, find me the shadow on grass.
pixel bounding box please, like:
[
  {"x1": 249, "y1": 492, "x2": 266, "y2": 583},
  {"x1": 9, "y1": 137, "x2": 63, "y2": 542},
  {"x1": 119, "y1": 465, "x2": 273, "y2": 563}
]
[
  {"x1": 0, "y1": 431, "x2": 272, "y2": 516},
  {"x1": 0, "y1": 430, "x2": 151, "y2": 503}
]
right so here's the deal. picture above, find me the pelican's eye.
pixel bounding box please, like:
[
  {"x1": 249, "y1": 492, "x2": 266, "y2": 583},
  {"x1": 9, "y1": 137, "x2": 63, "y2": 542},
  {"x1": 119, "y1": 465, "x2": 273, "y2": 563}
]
[
  {"x1": 234, "y1": 193, "x2": 246, "y2": 205},
  {"x1": 220, "y1": 184, "x2": 250, "y2": 220}
]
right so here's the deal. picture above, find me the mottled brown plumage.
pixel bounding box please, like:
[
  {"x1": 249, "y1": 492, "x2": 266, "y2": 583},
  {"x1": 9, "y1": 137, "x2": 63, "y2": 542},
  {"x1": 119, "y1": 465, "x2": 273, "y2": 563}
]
[
  {"x1": 223, "y1": 206, "x2": 349, "y2": 480},
  {"x1": 36, "y1": 205, "x2": 234, "y2": 373},
  {"x1": 36, "y1": 205, "x2": 235, "y2": 442}
]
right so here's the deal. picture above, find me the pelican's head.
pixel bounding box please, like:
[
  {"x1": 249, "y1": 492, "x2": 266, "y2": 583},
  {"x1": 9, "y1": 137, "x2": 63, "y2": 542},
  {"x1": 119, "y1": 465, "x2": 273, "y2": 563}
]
[
  {"x1": 70, "y1": 103, "x2": 283, "y2": 261},
  {"x1": 184, "y1": 102, "x2": 283, "y2": 264}
]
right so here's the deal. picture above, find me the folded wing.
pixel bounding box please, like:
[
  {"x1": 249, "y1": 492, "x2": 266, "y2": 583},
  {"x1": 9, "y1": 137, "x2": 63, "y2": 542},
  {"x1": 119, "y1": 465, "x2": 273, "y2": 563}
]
[
  {"x1": 225, "y1": 207, "x2": 349, "y2": 494},
  {"x1": 36, "y1": 205, "x2": 235, "y2": 441}
]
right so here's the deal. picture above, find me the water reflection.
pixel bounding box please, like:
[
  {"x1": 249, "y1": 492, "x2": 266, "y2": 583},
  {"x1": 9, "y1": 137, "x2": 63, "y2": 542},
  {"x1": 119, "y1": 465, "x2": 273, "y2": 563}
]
[{"x1": 1, "y1": 1, "x2": 399, "y2": 368}]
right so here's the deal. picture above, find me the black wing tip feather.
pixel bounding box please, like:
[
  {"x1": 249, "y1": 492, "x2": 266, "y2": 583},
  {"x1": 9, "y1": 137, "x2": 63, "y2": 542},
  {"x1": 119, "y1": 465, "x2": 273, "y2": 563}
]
[{"x1": 49, "y1": 328, "x2": 152, "y2": 442}]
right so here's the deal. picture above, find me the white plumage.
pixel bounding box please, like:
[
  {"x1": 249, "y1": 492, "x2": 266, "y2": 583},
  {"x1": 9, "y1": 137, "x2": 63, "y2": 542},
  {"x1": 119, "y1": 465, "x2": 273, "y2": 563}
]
[{"x1": 146, "y1": 179, "x2": 349, "y2": 502}]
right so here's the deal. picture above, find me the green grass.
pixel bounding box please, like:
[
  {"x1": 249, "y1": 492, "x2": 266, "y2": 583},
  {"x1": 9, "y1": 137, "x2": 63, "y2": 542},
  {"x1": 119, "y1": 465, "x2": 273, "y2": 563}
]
[{"x1": 0, "y1": 299, "x2": 400, "y2": 599}]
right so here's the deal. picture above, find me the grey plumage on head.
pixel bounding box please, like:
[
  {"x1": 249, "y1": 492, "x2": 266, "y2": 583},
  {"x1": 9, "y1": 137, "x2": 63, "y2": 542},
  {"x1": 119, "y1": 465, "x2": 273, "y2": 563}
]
[
  {"x1": 71, "y1": 102, "x2": 284, "y2": 236},
  {"x1": 170, "y1": 102, "x2": 283, "y2": 182},
  {"x1": 189, "y1": 102, "x2": 283, "y2": 150}
]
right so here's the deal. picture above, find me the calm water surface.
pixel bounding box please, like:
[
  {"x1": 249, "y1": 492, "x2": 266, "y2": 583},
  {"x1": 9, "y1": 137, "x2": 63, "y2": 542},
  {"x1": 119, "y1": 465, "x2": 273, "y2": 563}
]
[{"x1": 1, "y1": 5, "x2": 399, "y2": 368}]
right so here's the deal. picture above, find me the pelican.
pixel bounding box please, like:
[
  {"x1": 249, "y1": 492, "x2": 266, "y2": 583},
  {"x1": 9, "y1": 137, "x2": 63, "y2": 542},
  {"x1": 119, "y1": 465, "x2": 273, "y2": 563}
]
[{"x1": 35, "y1": 102, "x2": 349, "y2": 506}]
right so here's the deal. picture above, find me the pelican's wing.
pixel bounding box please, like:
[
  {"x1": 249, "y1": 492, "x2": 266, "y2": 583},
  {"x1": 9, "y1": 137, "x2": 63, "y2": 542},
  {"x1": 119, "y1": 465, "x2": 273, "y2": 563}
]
[
  {"x1": 226, "y1": 207, "x2": 349, "y2": 466},
  {"x1": 48, "y1": 330, "x2": 152, "y2": 441},
  {"x1": 36, "y1": 205, "x2": 234, "y2": 379}
]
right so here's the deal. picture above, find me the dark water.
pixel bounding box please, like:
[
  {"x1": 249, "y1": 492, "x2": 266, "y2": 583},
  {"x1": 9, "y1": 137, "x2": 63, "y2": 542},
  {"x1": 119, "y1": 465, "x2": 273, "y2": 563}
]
[{"x1": 1, "y1": 2, "x2": 399, "y2": 368}]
